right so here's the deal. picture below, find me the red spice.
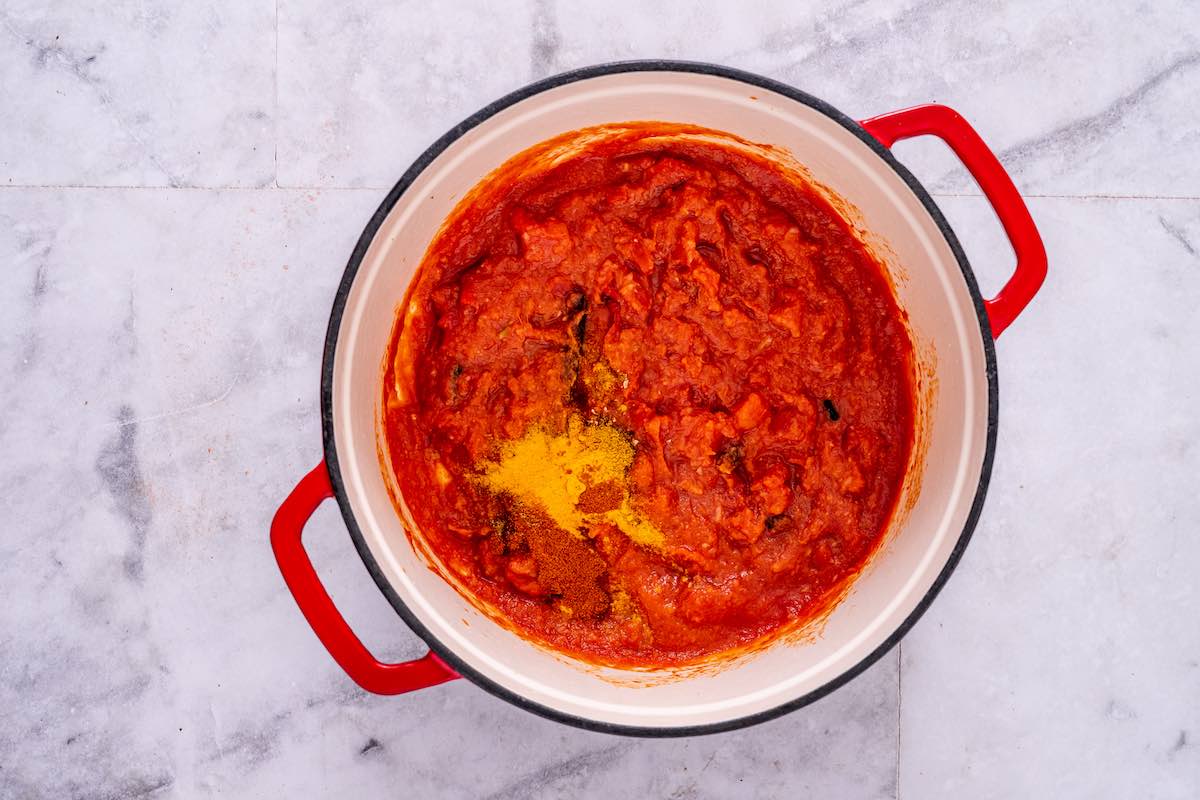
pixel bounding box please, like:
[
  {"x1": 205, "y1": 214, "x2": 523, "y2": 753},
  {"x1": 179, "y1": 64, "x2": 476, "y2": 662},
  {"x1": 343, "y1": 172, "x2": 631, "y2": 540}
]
[
  {"x1": 575, "y1": 480, "x2": 625, "y2": 515},
  {"x1": 507, "y1": 503, "x2": 609, "y2": 618}
]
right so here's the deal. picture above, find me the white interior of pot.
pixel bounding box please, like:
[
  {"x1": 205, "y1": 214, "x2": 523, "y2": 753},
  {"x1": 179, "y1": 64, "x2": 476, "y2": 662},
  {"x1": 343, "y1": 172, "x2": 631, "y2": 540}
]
[{"x1": 330, "y1": 70, "x2": 990, "y2": 730}]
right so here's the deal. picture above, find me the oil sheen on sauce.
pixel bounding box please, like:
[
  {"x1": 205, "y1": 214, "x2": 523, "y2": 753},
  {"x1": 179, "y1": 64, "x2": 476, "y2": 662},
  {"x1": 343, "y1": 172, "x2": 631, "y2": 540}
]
[{"x1": 381, "y1": 123, "x2": 916, "y2": 667}]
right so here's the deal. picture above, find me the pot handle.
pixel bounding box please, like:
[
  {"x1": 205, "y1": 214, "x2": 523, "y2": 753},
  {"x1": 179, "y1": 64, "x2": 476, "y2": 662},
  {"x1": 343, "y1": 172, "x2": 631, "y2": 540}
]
[
  {"x1": 859, "y1": 104, "x2": 1047, "y2": 338},
  {"x1": 270, "y1": 461, "x2": 460, "y2": 694}
]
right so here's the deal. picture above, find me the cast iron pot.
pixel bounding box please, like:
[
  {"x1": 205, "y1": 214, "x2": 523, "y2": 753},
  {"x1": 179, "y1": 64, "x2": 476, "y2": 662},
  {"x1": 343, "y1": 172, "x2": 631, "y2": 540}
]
[{"x1": 271, "y1": 61, "x2": 1046, "y2": 736}]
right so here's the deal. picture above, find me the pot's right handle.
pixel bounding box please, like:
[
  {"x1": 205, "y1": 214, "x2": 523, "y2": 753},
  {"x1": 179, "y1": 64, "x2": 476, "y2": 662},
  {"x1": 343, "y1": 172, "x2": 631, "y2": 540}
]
[
  {"x1": 859, "y1": 104, "x2": 1047, "y2": 339},
  {"x1": 271, "y1": 462, "x2": 460, "y2": 694}
]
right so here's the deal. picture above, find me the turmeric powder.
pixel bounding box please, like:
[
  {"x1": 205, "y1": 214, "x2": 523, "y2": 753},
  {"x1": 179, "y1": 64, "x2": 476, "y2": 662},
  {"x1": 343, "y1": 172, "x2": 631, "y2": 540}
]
[{"x1": 476, "y1": 414, "x2": 665, "y2": 549}]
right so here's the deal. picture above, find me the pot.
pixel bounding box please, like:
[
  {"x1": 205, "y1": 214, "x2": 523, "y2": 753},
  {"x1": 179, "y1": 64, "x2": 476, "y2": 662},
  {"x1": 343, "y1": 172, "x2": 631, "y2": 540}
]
[{"x1": 270, "y1": 61, "x2": 1046, "y2": 736}]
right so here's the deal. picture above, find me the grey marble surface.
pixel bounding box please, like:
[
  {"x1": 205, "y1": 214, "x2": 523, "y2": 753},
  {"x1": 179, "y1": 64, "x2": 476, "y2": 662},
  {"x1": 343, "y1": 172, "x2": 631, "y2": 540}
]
[{"x1": 2, "y1": 1, "x2": 1198, "y2": 798}]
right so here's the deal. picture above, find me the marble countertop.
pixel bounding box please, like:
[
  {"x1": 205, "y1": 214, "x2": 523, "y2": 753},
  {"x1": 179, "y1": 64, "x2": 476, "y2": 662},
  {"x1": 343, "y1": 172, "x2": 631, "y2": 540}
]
[{"x1": 3, "y1": 1, "x2": 1198, "y2": 797}]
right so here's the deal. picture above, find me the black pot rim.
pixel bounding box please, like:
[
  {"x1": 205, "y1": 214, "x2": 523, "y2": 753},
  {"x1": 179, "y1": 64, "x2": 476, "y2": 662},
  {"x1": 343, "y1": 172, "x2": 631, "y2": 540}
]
[{"x1": 319, "y1": 59, "x2": 999, "y2": 738}]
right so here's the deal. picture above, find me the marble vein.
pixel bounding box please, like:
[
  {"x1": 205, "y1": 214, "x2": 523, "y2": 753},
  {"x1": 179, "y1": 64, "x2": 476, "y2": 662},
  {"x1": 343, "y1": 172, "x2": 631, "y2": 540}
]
[
  {"x1": 993, "y1": 51, "x2": 1200, "y2": 176},
  {"x1": 771, "y1": 0, "x2": 953, "y2": 72},
  {"x1": 1, "y1": 17, "x2": 182, "y2": 187},
  {"x1": 482, "y1": 743, "x2": 637, "y2": 800},
  {"x1": 95, "y1": 405, "x2": 153, "y2": 582},
  {"x1": 529, "y1": 0, "x2": 561, "y2": 79},
  {"x1": 1158, "y1": 214, "x2": 1198, "y2": 257},
  {"x1": 0, "y1": 2, "x2": 276, "y2": 187}
]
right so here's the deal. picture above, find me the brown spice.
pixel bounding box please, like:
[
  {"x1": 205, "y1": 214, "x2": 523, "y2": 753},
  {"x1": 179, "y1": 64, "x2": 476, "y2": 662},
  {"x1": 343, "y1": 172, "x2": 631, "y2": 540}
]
[
  {"x1": 575, "y1": 480, "x2": 624, "y2": 514},
  {"x1": 510, "y1": 502, "x2": 609, "y2": 618}
]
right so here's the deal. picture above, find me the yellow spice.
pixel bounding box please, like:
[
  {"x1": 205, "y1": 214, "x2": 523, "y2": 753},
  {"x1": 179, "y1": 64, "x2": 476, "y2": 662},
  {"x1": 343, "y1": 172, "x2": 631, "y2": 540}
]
[{"x1": 477, "y1": 414, "x2": 665, "y2": 549}]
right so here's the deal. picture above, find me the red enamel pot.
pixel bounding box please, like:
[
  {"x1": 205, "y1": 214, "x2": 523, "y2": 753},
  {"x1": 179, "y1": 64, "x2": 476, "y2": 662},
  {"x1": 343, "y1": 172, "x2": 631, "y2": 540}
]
[{"x1": 271, "y1": 61, "x2": 1045, "y2": 736}]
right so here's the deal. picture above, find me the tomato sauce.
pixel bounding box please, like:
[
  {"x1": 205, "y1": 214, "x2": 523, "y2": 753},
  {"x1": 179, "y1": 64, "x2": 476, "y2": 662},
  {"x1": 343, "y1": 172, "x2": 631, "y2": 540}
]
[{"x1": 381, "y1": 124, "x2": 915, "y2": 666}]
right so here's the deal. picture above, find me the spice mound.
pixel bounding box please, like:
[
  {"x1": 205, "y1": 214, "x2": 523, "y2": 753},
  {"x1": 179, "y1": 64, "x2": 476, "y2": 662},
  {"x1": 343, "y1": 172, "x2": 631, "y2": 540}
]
[
  {"x1": 478, "y1": 415, "x2": 664, "y2": 550},
  {"x1": 380, "y1": 123, "x2": 916, "y2": 666}
]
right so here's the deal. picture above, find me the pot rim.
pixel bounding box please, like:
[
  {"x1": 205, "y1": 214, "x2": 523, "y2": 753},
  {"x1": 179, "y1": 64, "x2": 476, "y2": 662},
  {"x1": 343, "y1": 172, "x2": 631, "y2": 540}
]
[{"x1": 318, "y1": 59, "x2": 999, "y2": 737}]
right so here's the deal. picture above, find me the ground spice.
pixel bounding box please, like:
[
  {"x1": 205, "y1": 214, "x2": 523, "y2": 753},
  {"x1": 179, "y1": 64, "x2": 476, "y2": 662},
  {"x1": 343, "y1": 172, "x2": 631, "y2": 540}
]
[
  {"x1": 576, "y1": 480, "x2": 624, "y2": 514},
  {"x1": 508, "y1": 503, "x2": 609, "y2": 618},
  {"x1": 476, "y1": 414, "x2": 665, "y2": 548}
]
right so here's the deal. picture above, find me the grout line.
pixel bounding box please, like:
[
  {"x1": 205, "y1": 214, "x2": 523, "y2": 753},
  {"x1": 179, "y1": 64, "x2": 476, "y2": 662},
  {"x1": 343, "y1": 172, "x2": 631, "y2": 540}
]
[{"x1": 896, "y1": 641, "x2": 902, "y2": 800}]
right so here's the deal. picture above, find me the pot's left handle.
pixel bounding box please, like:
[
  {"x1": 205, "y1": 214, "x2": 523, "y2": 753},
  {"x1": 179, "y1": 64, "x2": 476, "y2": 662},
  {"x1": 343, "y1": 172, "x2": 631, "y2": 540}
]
[{"x1": 271, "y1": 462, "x2": 460, "y2": 694}]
